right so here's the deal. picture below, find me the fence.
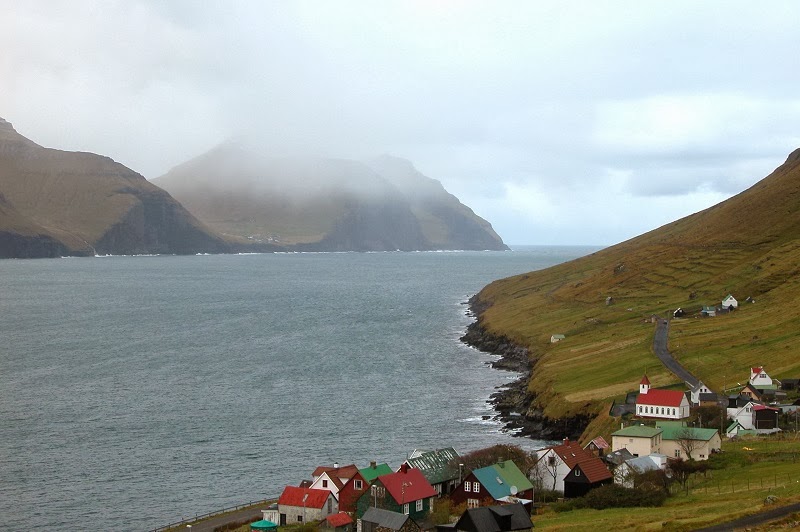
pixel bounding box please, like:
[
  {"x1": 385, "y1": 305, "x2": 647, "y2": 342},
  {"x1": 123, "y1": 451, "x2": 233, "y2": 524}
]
[
  {"x1": 150, "y1": 496, "x2": 279, "y2": 532},
  {"x1": 684, "y1": 472, "x2": 794, "y2": 496}
]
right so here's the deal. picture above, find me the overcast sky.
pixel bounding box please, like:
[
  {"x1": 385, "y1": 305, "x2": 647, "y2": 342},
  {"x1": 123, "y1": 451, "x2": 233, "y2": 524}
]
[{"x1": 2, "y1": 1, "x2": 800, "y2": 245}]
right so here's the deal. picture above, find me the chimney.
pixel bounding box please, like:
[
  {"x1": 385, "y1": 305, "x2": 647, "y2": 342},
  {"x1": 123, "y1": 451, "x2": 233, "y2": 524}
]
[
  {"x1": 563, "y1": 437, "x2": 569, "y2": 445},
  {"x1": 370, "y1": 461, "x2": 377, "y2": 469},
  {"x1": 334, "y1": 462, "x2": 339, "y2": 468},
  {"x1": 400, "y1": 463, "x2": 410, "y2": 474}
]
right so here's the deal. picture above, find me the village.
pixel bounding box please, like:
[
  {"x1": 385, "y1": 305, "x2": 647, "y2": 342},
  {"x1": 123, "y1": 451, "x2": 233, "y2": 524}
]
[{"x1": 241, "y1": 356, "x2": 800, "y2": 532}]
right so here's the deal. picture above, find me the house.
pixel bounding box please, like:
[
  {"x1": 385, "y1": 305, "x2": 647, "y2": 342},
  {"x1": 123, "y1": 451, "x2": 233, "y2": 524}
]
[
  {"x1": 320, "y1": 512, "x2": 354, "y2": 532},
  {"x1": 603, "y1": 448, "x2": 635, "y2": 485},
  {"x1": 635, "y1": 376, "x2": 690, "y2": 420},
  {"x1": 689, "y1": 381, "x2": 712, "y2": 406},
  {"x1": 550, "y1": 334, "x2": 566, "y2": 343},
  {"x1": 584, "y1": 436, "x2": 610, "y2": 457},
  {"x1": 611, "y1": 425, "x2": 663, "y2": 457},
  {"x1": 780, "y1": 378, "x2": 800, "y2": 391},
  {"x1": 452, "y1": 503, "x2": 532, "y2": 532},
  {"x1": 727, "y1": 400, "x2": 760, "y2": 430},
  {"x1": 614, "y1": 455, "x2": 662, "y2": 488},
  {"x1": 562, "y1": 456, "x2": 613, "y2": 498},
  {"x1": 656, "y1": 421, "x2": 721, "y2": 460},
  {"x1": 451, "y1": 460, "x2": 534, "y2": 510},
  {"x1": 338, "y1": 471, "x2": 371, "y2": 513},
  {"x1": 356, "y1": 464, "x2": 437, "y2": 521},
  {"x1": 310, "y1": 463, "x2": 360, "y2": 503},
  {"x1": 724, "y1": 420, "x2": 757, "y2": 438},
  {"x1": 738, "y1": 384, "x2": 764, "y2": 403},
  {"x1": 701, "y1": 306, "x2": 717, "y2": 317},
  {"x1": 534, "y1": 438, "x2": 597, "y2": 493},
  {"x1": 360, "y1": 507, "x2": 422, "y2": 532},
  {"x1": 401, "y1": 447, "x2": 461, "y2": 496},
  {"x1": 752, "y1": 404, "x2": 781, "y2": 432},
  {"x1": 721, "y1": 294, "x2": 738, "y2": 309},
  {"x1": 750, "y1": 367, "x2": 774, "y2": 386},
  {"x1": 277, "y1": 486, "x2": 338, "y2": 526}
]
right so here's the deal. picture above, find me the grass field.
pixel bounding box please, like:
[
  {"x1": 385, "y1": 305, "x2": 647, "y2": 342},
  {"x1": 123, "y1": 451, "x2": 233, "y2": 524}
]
[{"x1": 534, "y1": 433, "x2": 800, "y2": 531}]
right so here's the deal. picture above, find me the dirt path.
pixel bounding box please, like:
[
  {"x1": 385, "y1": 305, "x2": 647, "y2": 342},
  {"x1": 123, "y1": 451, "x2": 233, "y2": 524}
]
[
  {"x1": 653, "y1": 319, "x2": 699, "y2": 388},
  {"x1": 693, "y1": 501, "x2": 800, "y2": 531}
]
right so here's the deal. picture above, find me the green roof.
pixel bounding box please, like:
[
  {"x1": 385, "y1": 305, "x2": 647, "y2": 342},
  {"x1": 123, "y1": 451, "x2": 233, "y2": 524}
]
[
  {"x1": 494, "y1": 460, "x2": 533, "y2": 492},
  {"x1": 251, "y1": 520, "x2": 278, "y2": 531},
  {"x1": 360, "y1": 463, "x2": 393, "y2": 482},
  {"x1": 472, "y1": 460, "x2": 533, "y2": 501},
  {"x1": 656, "y1": 422, "x2": 719, "y2": 441},
  {"x1": 612, "y1": 425, "x2": 663, "y2": 438}
]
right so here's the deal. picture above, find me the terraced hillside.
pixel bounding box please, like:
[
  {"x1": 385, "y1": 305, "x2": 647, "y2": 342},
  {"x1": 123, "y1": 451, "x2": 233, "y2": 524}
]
[{"x1": 469, "y1": 148, "x2": 800, "y2": 428}]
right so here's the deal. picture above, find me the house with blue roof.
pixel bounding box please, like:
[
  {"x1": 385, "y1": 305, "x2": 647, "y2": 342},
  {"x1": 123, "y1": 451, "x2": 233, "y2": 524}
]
[{"x1": 450, "y1": 460, "x2": 533, "y2": 513}]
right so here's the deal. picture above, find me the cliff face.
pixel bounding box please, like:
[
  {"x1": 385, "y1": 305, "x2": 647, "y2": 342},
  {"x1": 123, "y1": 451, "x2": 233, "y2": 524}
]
[
  {"x1": 154, "y1": 145, "x2": 508, "y2": 252},
  {"x1": 0, "y1": 118, "x2": 230, "y2": 258}
]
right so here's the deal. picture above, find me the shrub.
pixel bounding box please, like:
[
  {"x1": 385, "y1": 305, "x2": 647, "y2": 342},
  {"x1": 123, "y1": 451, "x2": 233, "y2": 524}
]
[{"x1": 583, "y1": 484, "x2": 667, "y2": 509}]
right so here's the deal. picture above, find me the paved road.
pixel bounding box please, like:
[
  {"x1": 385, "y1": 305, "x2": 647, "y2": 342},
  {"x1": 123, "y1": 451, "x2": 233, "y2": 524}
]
[
  {"x1": 158, "y1": 502, "x2": 272, "y2": 532},
  {"x1": 693, "y1": 501, "x2": 800, "y2": 531},
  {"x1": 653, "y1": 319, "x2": 700, "y2": 388}
]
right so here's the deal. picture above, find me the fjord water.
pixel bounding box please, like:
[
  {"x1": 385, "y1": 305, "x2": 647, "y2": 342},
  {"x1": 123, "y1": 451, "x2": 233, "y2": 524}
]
[{"x1": 0, "y1": 247, "x2": 596, "y2": 530}]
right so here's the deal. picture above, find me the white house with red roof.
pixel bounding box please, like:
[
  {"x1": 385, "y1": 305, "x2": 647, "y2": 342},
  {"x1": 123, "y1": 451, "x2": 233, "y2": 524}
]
[
  {"x1": 533, "y1": 438, "x2": 607, "y2": 493},
  {"x1": 749, "y1": 366, "x2": 774, "y2": 386},
  {"x1": 277, "y1": 486, "x2": 337, "y2": 526},
  {"x1": 635, "y1": 375, "x2": 690, "y2": 420}
]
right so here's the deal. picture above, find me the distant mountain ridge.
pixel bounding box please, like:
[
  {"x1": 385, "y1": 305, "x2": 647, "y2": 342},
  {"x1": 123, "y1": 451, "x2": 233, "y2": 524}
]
[
  {"x1": 0, "y1": 117, "x2": 229, "y2": 258},
  {"x1": 153, "y1": 144, "x2": 508, "y2": 252}
]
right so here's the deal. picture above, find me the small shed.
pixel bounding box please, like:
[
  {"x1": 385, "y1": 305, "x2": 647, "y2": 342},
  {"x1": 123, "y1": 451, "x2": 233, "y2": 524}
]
[
  {"x1": 722, "y1": 294, "x2": 738, "y2": 309},
  {"x1": 251, "y1": 520, "x2": 278, "y2": 531},
  {"x1": 550, "y1": 334, "x2": 566, "y2": 343}
]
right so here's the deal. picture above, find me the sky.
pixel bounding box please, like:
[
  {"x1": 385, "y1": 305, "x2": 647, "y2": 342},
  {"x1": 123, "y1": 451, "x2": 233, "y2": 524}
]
[{"x1": 2, "y1": 1, "x2": 800, "y2": 246}]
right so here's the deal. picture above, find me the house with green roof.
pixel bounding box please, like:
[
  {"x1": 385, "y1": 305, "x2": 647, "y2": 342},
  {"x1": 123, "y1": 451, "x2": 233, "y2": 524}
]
[
  {"x1": 611, "y1": 424, "x2": 663, "y2": 457},
  {"x1": 401, "y1": 447, "x2": 460, "y2": 496},
  {"x1": 450, "y1": 460, "x2": 533, "y2": 512},
  {"x1": 655, "y1": 421, "x2": 721, "y2": 460}
]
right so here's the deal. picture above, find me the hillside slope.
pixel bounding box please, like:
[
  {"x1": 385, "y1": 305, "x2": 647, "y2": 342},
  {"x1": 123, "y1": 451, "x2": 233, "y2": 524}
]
[
  {"x1": 154, "y1": 145, "x2": 508, "y2": 252},
  {"x1": 0, "y1": 118, "x2": 230, "y2": 257},
  {"x1": 467, "y1": 148, "x2": 800, "y2": 433}
]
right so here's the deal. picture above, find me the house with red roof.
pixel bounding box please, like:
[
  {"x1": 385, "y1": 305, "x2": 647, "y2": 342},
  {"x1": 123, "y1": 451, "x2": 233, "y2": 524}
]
[
  {"x1": 583, "y1": 436, "x2": 610, "y2": 457},
  {"x1": 635, "y1": 375, "x2": 690, "y2": 420},
  {"x1": 750, "y1": 366, "x2": 774, "y2": 386},
  {"x1": 320, "y1": 511, "x2": 354, "y2": 532},
  {"x1": 355, "y1": 464, "x2": 437, "y2": 521},
  {"x1": 562, "y1": 454, "x2": 613, "y2": 498},
  {"x1": 533, "y1": 438, "x2": 611, "y2": 494},
  {"x1": 277, "y1": 486, "x2": 338, "y2": 526},
  {"x1": 309, "y1": 463, "x2": 368, "y2": 512}
]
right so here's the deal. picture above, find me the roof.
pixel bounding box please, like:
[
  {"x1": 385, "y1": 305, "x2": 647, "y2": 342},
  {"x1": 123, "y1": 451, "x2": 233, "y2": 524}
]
[
  {"x1": 751, "y1": 366, "x2": 764, "y2": 374},
  {"x1": 551, "y1": 334, "x2": 565, "y2": 339},
  {"x1": 636, "y1": 388, "x2": 686, "y2": 407},
  {"x1": 472, "y1": 461, "x2": 533, "y2": 501},
  {"x1": 362, "y1": 507, "x2": 414, "y2": 530},
  {"x1": 379, "y1": 465, "x2": 437, "y2": 503},
  {"x1": 625, "y1": 456, "x2": 660, "y2": 474},
  {"x1": 546, "y1": 439, "x2": 595, "y2": 469},
  {"x1": 404, "y1": 447, "x2": 460, "y2": 485},
  {"x1": 454, "y1": 503, "x2": 531, "y2": 532},
  {"x1": 250, "y1": 520, "x2": 278, "y2": 531},
  {"x1": 612, "y1": 425, "x2": 663, "y2": 438},
  {"x1": 586, "y1": 436, "x2": 609, "y2": 450},
  {"x1": 313, "y1": 464, "x2": 360, "y2": 481},
  {"x1": 325, "y1": 512, "x2": 353, "y2": 527},
  {"x1": 360, "y1": 463, "x2": 393, "y2": 483},
  {"x1": 655, "y1": 422, "x2": 719, "y2": 442},
  {"x1": 640, "y1": 375, "x2": 651, "y2": 385},
  {"x1": 278, "y1": 486, "x2": 331, "y2": 509},
  {"x1": 753, "y1": 404, "x2": 780, "y2": 412},
  {"x1": 604, "y1": 448, "x2": 635, "y2": 466},
  {"x1": 572, "y1": 457, "x2": 613, "y2": 483}
]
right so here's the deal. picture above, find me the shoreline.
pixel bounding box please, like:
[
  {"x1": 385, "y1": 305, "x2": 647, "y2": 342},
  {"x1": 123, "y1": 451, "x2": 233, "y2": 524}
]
[{"x1": 460, "y1": 294, "x2": 592, "y2": 441}]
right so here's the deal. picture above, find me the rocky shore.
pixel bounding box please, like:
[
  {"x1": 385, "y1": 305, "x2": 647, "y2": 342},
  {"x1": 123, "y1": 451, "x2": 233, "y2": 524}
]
[{"x1": 461, "y1": 295, "x2": 592, "y2": 441}]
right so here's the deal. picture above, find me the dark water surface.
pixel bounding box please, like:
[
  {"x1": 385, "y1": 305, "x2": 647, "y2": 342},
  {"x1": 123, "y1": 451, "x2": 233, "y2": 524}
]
[{"x1": 0, "y1": 247, "x2": 598, "y2": 530}]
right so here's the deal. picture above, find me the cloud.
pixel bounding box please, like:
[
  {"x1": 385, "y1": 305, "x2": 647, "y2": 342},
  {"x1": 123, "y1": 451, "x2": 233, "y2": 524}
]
[{"x1": 2, "y1": 0, "x2": 800, "y2": 245}]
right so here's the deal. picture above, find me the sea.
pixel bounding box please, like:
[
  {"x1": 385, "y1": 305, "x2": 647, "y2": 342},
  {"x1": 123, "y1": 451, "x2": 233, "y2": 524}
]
[{"x1": 0, "y1": 246, "x2": 599, "y2": 531}]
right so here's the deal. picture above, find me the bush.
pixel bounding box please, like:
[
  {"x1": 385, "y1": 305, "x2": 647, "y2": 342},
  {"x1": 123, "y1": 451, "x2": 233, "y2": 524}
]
[
  {"x1": 551, "y1": 497, "x2": 588, "y2": 513},
  {"x1": 534, "y1": 490, "x2": 562, "y2": 503},
  {"x1": 583, "y1": 484, "x2": 667, "y2": 509}
]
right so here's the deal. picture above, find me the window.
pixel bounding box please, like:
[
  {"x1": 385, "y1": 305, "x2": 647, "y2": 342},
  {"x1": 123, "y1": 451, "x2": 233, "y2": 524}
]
[
  {"x1": 298, "y1": 516, "x2": 303, "y2": 523},
  {"x1": 403, "y1": 503, "x2": 409, "y2": 515},
  {"x1": 474, "y1": 483, "x2": 480, "y2": 493},
  {"x1": 674, "y1": 449, "x2": 681, "y2": 458},
  {"x1": 354, "y1": 480, "x2": 363, "y2": 490},
  {"x1": 328, "y1": 498, "x2": 332, "y2": 513},
  {"x1": 322, "y1": 479, "x2": 328, "y2": 488},
  {"x1": 464, "y1": 481, "x2": 471, "y2": 492},
  {"x1": 467, "y1": 499, "x2": 479, "y2": 509},
  {"x1": 547, "y1": 456, "x2": 556, "y2": 467},
  {"x1": 416, "y1": 499, "x2": 423, "y2": 512}
]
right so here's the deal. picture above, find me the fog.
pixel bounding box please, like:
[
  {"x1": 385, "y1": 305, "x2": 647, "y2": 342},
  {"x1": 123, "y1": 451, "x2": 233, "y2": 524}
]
[{"x1": 3, "y1": 1, "x2": 800, "y2": 244}]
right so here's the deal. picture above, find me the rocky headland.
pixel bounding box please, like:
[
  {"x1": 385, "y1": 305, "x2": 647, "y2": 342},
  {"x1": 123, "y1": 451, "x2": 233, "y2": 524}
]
[{"x1": 461, "y1": 295, "x2": 592, "y2": 441}]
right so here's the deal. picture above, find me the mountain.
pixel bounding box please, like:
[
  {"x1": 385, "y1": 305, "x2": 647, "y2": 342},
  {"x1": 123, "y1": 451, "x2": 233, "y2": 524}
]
[
  {"x1": 153, "y1": 144, "x2": 508, "y2": 252},
  {"x1": 465, "y1": 148, "x2": 800, "y2": 438},
  {"x1": 0, "y1": 118, "x2": 230, "y2": 258}
]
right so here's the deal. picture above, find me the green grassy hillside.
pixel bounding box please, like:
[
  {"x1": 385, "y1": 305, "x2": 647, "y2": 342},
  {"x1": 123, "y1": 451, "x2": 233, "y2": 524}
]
[{"x1": 472, "y1": 149, "x2": 800, "y2": 422}]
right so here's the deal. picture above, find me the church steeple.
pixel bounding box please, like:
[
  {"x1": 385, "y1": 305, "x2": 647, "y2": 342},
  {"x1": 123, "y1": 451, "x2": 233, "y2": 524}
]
[{"x1": 639, "y1": 374, "x2": 651, "y2": 395}]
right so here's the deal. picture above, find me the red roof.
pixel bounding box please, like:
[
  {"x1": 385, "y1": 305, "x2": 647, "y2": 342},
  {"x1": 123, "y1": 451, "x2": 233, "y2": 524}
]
[
  {"x1": 378, "y1": 465, "x2": 437, "y2": 503},
  {"x1": 549, "y1": 439, "x2": 595, "y2": 469},
  {"x1": 326, "y1": 512, "x2": 354, "y2": 527},
  {"x1": 588, "y1": 436, "x2": 609, "y2": 449},
  {"x1": 753, "y1": 404, "x2": 779, "y2": 411},
  {"x1": 313, "y1": 464, "x2": 359, "y2": 480},
  {"x1": 751, "y1": 367, "x2": 763, "y2": 374},
  {"x1": 278, "y1": 486, "x2": 331, "y2": 509},
  {"x1": 636, "y1": 389, "x2": 685, "y2": 407},
  {"x1": 573, "y1": 457, "x2": 613, "y2": 483},
  {"x1": 640, "y1": 375, "x2": 651, "y2": 385}
]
